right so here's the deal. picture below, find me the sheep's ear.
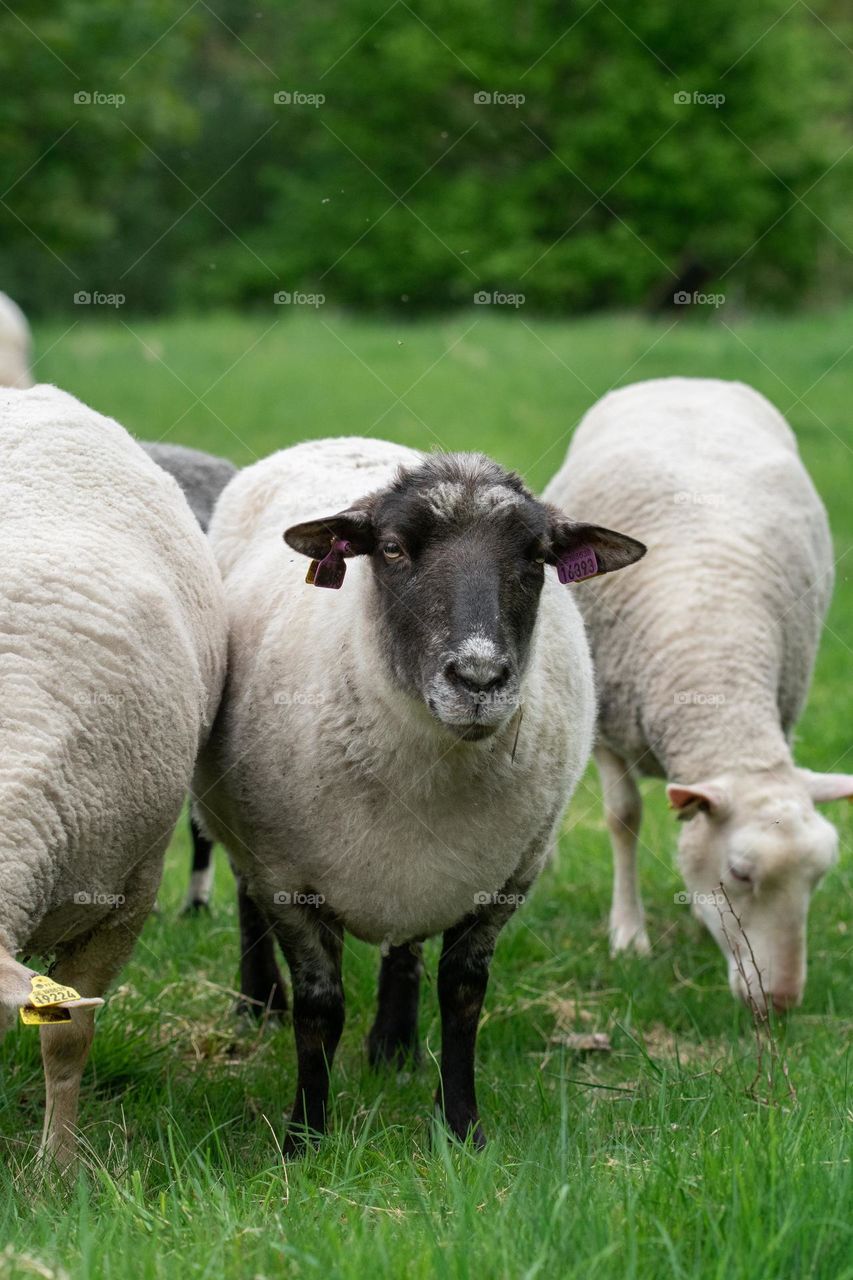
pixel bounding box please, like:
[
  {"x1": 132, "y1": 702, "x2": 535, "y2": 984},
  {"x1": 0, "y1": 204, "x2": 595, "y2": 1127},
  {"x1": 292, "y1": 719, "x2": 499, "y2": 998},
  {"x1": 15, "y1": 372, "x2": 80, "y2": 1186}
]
[
  {"x1": 0, "y1": 954, "x2": 37, "y2": 1020},
  {"x1": 544, "y1": 507, "x2": 646, "y2": 583},
  {"x1": 796, "y1": 769, "x2": 853, "y2": 804},
  {"x1": 284, "y1": 507, "x2": 375, "y2": 559},
  {"x1": 667, "y1": 780, "x2": 730, "y2": 821}
]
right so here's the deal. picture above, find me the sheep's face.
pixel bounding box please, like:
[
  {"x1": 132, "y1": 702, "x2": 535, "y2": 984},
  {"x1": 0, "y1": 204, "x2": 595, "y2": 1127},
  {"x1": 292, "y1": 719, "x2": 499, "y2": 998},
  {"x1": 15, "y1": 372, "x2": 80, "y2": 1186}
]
[
  {"x1": 670, "y1": 769, "x2": 851, "y2": 1011},
  {"x1": 285, "y1": 453, "x2": 645, "y2": 742}
]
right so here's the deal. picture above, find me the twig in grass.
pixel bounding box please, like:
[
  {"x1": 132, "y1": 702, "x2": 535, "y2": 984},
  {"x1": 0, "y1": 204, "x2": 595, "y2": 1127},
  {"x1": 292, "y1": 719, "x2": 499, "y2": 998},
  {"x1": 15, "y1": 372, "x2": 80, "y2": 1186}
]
[{"x1": 715, "y1": 883, "x2": 797, "y2": 1106}]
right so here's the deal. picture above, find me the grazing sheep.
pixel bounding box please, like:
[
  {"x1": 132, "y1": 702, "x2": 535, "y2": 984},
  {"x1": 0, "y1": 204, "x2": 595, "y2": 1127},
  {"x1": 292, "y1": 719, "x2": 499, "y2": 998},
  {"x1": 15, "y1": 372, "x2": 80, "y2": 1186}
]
[
  {"x1": 0, "y1": 291, "x2": 33, "y2": 388},
  {"x1": 544, "y1": 377, "x2": 853, "y2": 1011},
  {"x1": 195, "y1": 436, "x2": 645, "y2": 1151},
  {"x1": 0, "y1": 385, "x2": 227, "y2": 1167},
  {"x1": 139, "y1": 441, "x2": 237, "y2": 914}
]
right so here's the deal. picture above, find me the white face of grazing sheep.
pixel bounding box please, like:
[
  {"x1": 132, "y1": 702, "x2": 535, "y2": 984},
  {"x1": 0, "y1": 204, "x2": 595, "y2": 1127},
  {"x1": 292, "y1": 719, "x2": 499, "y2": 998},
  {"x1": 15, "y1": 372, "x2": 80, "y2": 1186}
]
[
  {"x1": 669, "y1": 769, "x2": 853, "y2": 1012},
  {"x1": 285, "y1": 453, "x2": 646, "y2": 741}
]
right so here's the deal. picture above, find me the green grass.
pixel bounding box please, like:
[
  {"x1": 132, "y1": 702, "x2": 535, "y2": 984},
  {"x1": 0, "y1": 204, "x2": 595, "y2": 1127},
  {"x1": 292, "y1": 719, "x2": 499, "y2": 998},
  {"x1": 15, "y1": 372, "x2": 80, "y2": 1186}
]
[{"x1": 2, "y1": 307, "x2": 852, "y2": 1279}]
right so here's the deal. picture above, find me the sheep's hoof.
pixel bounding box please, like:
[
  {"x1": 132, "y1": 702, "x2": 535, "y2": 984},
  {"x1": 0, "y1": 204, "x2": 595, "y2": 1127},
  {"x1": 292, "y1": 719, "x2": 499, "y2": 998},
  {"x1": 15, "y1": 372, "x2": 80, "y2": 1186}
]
[
  {"x1": 37, "y1": 1140, "x2": 79, "y2": 1183},
  {"x1": 179, "y1": 899, "x2": 211, "y2": 918},
  {"x1": 366, "y1": 1028, "x2": 421, "y2": 1071},
  {"x1": 460, "y1": 1122, "x2": 486, "y2": 1151},
  {"x1": 437, "y1": 1114, "x2": 486, "y2": 1151},
  {"x1": 609, "y1": 920, "x2": 651, "y2": 956},
  {"x1": 233, "y1": 987, "x2": 289, "y2": 1023},
  {"x1": 282, "y1": 1124, "x2": 322, "y2": 1160}
]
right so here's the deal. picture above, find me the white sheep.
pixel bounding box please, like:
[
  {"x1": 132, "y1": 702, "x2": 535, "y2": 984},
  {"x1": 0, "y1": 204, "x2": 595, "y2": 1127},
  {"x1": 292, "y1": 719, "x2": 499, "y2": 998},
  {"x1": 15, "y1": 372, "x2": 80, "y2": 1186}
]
[
  {"x1": 195, "y1": 436, "x2": 645, "y2": 1150},
  {"x1": 0, "y1": 292, "x2": 33, "y2": 388},
  {"x1": 544, "y1": 376, "x2": 852, "y2": 1011},
  {"x1": 139, "y1": 440, "x2": 237, "y2": 916},
  {"x1": 0, "y1": 385, "x2": 227, "y2": 1167}
]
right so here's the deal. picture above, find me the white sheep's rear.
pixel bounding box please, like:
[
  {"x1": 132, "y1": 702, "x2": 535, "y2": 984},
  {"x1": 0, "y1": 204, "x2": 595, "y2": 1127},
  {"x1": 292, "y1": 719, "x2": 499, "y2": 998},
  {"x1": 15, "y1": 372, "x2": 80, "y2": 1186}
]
[
  {"x1": 0, "y1": 292, "x2": 33, "y2": 388},
  {"x1": 0, "y1": 384, "x2": 226, "y2": 1169}
]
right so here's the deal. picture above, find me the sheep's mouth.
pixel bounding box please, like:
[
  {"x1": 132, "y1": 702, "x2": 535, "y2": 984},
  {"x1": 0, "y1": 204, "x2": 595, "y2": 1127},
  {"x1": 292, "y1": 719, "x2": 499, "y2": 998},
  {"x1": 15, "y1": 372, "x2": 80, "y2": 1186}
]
[
  {"x1": 455, "y1": 721, "x2": 498, "y2": 742},
  {"x1": 426, "y1": 697, "x2": 500, "y2": 742}
]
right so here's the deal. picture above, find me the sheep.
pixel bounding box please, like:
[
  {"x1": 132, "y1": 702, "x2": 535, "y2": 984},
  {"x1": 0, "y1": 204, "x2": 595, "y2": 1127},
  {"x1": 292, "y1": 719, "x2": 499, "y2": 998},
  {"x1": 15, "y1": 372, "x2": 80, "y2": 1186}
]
[
  {"x1": 139, "y1": 441, "x2": 237, "y2": 915},
  {"x1": 194, "y1": 436, "x2": 645, "y2": 1151},
  {"x1": 0, "y1": 384, "x2": 227, "y2": 1168},
  {"x1": 544, "y1": 376, "x2": 853, "y2": 1012},
  {"x1": 140, "y1": 441, "x2": 236, "y2": 536},
  {"x1": 0, "y1": 291, "x2": 33, "y2": 388}
]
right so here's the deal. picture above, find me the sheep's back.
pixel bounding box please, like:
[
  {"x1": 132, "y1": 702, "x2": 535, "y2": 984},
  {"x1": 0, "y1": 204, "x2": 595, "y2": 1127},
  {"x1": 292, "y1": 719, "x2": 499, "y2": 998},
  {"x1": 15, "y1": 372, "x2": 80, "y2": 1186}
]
[
  {"x1": 544, "y1": 377, "x2": 832, "y2": 773},
  {"x1": 0, "y1": 385, "x2": 226, "y2": 951},
  {"x1": 0, "y1": 293, "x2": 32, "y2": 389}
]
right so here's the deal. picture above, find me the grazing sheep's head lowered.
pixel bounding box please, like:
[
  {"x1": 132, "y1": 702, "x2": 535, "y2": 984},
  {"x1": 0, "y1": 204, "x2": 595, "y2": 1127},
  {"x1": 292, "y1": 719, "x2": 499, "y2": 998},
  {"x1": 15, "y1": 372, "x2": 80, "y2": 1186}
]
[
  {"x1": 669, "y1": 768, "x2": 853, "y2": 1012},
  {"x1": 285, "y1": 453, "x2": 646, "y2": 741}
]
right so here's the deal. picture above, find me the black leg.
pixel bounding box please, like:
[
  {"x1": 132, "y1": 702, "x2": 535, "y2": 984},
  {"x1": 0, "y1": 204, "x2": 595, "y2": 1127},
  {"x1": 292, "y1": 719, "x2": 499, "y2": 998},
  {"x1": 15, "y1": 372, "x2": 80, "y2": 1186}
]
[
  {"x1": 180, "y1": 813, "x2": 214, "y2": 914},
  {"x1": 237, "y1": 880, "x2": 288, "y2": 1018},
  {"x1": 274, "y1": 907, "x2": 345, "y2": 1157},
  {"x1": 367, "y1": 942, "x2": 423, "y2": 1068},
  {"x1": 435, "y1": 882, "x2": 526, "y2": 1148}
]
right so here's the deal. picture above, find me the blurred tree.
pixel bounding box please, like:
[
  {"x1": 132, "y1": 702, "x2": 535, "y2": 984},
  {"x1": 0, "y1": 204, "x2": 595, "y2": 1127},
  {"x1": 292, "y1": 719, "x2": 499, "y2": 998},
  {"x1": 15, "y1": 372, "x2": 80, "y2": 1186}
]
[{"x1": 0, "y1": 0, "x2": 850, "y2": 314}]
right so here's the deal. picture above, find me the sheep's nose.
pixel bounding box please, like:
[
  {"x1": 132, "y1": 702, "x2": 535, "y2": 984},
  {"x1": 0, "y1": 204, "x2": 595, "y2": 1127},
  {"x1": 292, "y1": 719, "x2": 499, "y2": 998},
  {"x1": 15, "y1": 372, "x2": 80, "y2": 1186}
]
[{"x1": 445, "y1": 656, "x2": 510, "y2": 694}]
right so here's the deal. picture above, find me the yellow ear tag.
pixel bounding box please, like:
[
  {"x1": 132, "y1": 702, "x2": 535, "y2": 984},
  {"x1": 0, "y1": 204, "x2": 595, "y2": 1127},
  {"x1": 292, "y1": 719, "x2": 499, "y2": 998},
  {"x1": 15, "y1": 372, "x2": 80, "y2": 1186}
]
[
  {"x1": 20, "y1": 1005, "x2": 72, "y2": 1026},
  {"x1": 19, "y1": 975, "x2": 104, "y2": 1026}
]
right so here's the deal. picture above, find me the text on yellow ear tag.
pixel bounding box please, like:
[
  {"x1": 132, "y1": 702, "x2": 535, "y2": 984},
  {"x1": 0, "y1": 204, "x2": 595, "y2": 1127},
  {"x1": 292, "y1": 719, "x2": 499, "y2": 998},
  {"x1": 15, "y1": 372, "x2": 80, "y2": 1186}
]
[{"x1": 28, "y1": 975, "x2": 84, "y2": 1007}]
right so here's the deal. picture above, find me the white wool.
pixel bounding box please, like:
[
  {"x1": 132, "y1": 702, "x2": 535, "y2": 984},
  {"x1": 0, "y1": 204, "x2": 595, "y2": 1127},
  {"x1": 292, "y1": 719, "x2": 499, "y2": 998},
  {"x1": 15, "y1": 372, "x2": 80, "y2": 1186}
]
[
  {"x1": 0, "y1": 384, "x2": 227, "y2": 959},
  {"x1": 545, "y1": 377, "x2": 831, "y2": 778},
  {"x1": 197, "y1": 437, "x2": 595, "y2": 947},
  {"x1": 0, "y1": 292, "x2": 33, "y2": 389}
]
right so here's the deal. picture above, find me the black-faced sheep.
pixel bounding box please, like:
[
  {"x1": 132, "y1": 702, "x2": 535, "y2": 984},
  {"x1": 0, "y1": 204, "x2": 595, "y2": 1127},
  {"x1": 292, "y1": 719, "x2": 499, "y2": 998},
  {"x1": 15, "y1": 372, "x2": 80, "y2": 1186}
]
[{"x1": 195, "y1": 437, "x2": 645, "y2": 1150}]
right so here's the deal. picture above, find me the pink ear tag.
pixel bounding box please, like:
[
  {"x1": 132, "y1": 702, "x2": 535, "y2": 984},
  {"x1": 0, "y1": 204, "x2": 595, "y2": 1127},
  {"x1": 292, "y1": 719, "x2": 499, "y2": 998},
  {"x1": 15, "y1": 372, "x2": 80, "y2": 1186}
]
[
  {"x1": 306, "y1": 538, "x2": 351, "y2": 589},
  {"x1": 557, "y1": 545, "x2": 599, "y2": 584}
]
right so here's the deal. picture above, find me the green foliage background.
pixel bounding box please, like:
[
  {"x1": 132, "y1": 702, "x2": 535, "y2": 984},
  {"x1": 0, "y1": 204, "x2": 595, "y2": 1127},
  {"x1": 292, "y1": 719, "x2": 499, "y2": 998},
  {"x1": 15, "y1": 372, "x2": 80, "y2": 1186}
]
[{"x1": 2, "y1": 0, "x2": 852, "y2": 315}]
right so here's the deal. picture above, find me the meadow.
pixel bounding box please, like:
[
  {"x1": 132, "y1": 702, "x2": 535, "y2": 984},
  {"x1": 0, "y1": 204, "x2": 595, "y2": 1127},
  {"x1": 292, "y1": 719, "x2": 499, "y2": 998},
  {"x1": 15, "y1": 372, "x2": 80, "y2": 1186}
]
[{"x1": 1, "y1": 307, "x2": 851, "y2": 1279}]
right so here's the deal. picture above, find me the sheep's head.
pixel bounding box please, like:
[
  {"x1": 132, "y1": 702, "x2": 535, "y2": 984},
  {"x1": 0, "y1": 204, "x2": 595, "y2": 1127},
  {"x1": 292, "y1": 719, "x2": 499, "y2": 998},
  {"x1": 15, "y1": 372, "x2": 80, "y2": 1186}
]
[
  {"x1": 670, "y1": 767, "x2": 852, "y2": 1011},
  {"x1": 285, "y1": 453, "x2": 645, "y2": 741}
]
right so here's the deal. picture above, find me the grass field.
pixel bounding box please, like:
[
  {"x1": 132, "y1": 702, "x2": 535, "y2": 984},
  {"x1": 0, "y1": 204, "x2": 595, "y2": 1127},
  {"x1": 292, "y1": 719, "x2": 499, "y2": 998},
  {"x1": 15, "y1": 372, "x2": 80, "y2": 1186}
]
[{"x1": 1, "y1": 307, "x2": 851, "y2": 1279}]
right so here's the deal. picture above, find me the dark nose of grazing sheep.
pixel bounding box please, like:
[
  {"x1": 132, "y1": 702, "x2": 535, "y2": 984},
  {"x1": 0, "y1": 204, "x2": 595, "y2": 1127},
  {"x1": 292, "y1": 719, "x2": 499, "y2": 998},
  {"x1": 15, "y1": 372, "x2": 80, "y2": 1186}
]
[{"x1": 444, "y1": 655, "x2": 511, "y2": 695}]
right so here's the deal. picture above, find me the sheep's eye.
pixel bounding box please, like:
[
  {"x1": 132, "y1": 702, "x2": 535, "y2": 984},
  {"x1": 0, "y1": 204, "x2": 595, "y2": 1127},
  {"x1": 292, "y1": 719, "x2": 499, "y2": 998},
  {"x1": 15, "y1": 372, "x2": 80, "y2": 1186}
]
[
  {"x1": 729, "y1": 866, "x2": 752, "y2": 884},
  {"x1": 382, "y1": 541, "x2": 403, "y2": 561}
]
